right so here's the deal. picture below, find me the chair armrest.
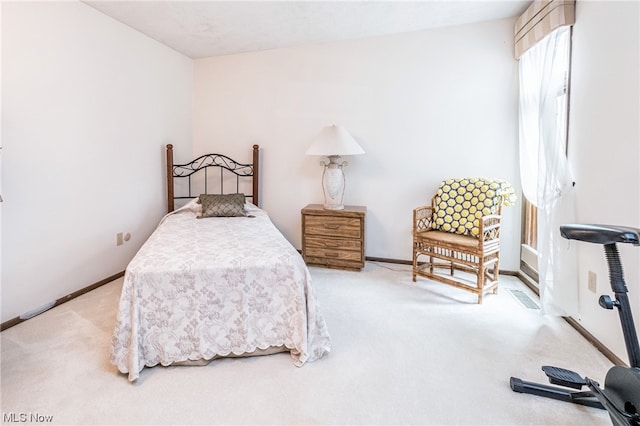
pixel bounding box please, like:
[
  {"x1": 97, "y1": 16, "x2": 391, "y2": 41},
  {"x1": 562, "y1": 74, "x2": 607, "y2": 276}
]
[
  {"x1": 413, "y1": 206, "x2": 434, "y2": 234},
  {"x1": 479, "y1": 214, "x2": 502, "y2": 242}
]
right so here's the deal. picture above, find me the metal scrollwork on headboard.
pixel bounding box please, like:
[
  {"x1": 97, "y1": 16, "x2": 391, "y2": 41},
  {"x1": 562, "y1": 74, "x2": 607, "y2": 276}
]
[
  {"x1": 166, "y1": 144, "x2": 260, "y2": 213},
  {"x1": 172, "y1": 154, "x2": 253, "y2": 178}
]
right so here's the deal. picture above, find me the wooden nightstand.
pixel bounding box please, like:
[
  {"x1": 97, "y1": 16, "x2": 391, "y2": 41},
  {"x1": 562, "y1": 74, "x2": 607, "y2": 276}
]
[{"x1": 301, "y1": 204, "x2": 366, "y2": 271}]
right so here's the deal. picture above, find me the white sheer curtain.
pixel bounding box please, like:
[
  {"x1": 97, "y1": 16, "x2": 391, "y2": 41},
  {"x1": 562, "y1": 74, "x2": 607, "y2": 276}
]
[{"x1": 518, "y1": 26, "x2": 578, "y2": 316}]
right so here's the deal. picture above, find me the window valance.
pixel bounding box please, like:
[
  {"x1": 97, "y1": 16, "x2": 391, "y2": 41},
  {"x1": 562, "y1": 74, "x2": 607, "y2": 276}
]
[{"x1": 514, "y1": 0, "x2": 575, "y2": 59}]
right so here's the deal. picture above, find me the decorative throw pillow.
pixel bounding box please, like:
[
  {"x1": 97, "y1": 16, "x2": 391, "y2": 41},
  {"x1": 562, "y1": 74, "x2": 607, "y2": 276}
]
[
  {"x1": 198, "y1": 193, "x2": 246, "y2": 218},
  {"x1": 432, "y1": 178, "x2": 516, "y2": 237}
]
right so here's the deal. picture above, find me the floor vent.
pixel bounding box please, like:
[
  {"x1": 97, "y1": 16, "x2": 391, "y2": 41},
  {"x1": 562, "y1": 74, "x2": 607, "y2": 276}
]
[{"x1": 508, "y1": 289, "x2": 540, "y2": 310}]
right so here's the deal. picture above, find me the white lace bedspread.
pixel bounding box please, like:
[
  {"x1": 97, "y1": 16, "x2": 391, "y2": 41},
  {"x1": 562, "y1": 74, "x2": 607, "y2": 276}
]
[{"x1": 110, "y1": 200, "x2": 331, "y2": 381}]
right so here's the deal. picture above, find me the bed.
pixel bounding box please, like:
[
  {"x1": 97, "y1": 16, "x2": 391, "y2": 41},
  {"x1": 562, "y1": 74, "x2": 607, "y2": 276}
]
[{"x1": 110, "y1": 144, "x2": 331, "y2": 381}]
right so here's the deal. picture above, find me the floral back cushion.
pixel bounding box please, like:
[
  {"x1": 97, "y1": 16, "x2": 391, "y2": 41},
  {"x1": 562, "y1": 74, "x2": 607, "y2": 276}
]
[{"x1": 432, "y1": 178, "x2": 516, "y2": 237}]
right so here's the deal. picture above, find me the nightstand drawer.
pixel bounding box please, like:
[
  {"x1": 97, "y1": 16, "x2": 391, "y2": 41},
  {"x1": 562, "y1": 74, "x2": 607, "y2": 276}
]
[
  {"x1": 304, "y1": 248, "x2": 362, "y2": 262},
  {"x1": 304, "y1": 236, "x2": 361, "y2": 251},
  {"x1": 304, "y1": 216, "x2": 362, "y2": 238}
]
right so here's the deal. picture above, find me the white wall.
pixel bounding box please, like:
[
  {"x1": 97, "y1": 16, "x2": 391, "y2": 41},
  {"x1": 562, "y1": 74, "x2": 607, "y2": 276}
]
[
  {"x1": 194, "y1": 18, "x2": 522, "y2": 268},
  {"x1": 569, "y1": 0, "x2": 640, "y2": 362},
  {"x1": 1, "y1": 1, "x2": 193, "y2": 322}
]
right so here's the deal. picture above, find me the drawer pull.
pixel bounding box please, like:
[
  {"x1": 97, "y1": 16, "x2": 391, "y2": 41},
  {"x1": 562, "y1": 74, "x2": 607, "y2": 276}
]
[
  {"x1": 323, "y1": 224, "x2": 341, "y2": 230},
  {"x1": 325, "y1": 252, "x2": 340, "y2": 258}
]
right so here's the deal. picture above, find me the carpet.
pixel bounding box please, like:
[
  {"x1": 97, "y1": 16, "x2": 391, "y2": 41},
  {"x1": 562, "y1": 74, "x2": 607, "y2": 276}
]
[{"x1": 0, "y1": 262, "x2": 612, "y2": 425}]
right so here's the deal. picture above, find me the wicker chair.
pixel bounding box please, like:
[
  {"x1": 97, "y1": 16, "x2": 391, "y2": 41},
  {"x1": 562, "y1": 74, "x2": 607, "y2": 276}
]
[{"x1": 412, "y1": 178, "x2": 516, "y2": 303}]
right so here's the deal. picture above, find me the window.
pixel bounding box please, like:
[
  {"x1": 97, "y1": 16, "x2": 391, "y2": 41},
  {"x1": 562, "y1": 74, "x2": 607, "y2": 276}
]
[{"x1": 519, "y1": 28, "x2": 572, "y2": 285}]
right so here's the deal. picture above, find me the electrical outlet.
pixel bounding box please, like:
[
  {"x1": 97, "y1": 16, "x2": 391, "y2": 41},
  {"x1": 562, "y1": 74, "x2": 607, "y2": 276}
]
[
  {"x1": 116, "y1": 232, "x2": 124, "y2": 246},
  {"x1": 588, "y1": 271, "x2": 597, "y2": 293},
  {"x1": 124, "y1": 232, "x2": 131, "y2": 242}
]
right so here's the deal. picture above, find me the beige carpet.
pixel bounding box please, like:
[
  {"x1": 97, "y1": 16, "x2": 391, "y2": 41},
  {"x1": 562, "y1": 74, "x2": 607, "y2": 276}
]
[{"x1": 1, "y1": 262, "x2": 612, "y2": 425}]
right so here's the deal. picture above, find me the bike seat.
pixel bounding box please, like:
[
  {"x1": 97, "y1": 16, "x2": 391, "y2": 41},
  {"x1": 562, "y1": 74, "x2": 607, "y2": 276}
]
[{"x1": 560, "y1": 224, "x2": 640, "y2": 246}]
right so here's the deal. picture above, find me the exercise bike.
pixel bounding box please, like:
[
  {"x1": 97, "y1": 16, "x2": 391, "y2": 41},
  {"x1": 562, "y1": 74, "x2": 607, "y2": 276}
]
[{"x1": 510, "y1": 224, "x2": 640, "y2": 426}]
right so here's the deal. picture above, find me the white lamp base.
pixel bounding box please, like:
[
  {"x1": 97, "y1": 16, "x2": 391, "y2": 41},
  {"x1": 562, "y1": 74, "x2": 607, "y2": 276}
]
[{"x1": 321, "y1": 155, "x2": 347, "y2": 210}]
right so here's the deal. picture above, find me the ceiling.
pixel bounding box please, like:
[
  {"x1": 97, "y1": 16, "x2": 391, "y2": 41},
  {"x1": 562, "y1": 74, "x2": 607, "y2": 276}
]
[{"x1": 84, "y1": 1, "x2": 530, "y2": 59}]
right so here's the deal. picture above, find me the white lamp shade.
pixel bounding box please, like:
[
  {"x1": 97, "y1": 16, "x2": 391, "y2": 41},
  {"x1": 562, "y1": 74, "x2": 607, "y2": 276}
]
[{"x1": 305, "y1": 125, "x2": 365, "y2": 156}]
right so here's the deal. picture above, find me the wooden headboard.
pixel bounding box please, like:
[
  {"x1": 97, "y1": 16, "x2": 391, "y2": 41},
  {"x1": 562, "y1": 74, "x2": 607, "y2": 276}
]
[{"x1": 166, "y1": 144, "x2": 260, "y2": 213}]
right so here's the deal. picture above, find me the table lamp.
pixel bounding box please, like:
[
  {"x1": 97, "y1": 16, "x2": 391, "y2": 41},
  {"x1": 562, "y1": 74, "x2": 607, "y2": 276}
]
[{"x1": 305, "y1": 125, "x2": 364, "y2": 210}]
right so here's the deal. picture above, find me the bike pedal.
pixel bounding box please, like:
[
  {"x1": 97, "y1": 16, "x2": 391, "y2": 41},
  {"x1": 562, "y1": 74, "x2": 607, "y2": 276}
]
[{"x1": 542, "y1": 366, "x2": 587, "y2": 389}]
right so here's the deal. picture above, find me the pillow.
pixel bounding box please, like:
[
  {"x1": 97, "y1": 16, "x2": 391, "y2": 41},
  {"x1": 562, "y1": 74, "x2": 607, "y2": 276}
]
[
  {"x1": 432, "y1": 178, "x2": 516, "y2": 237},
  {"x1": 198, "y1": 193, "x2": 246, "y2": 218}
]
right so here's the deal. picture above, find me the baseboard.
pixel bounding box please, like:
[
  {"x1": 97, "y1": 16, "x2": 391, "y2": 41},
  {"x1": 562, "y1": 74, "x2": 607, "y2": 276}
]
[
  {"x1": 519, "y1": 261, "x2": 540, "y2": 283},
  {"x1": 366, "y1": 256, "x2": 412, "y2": 265},
  {"x1": 563, "y1": 316, "x2": 627, "y2": 367},
  {"x1": 365, "y1": 256, "x2": 518, "y2": 277},
  {"x1": 0, "y1": 271, "x2": 125, "y2": 332},
  {"x1": 514, "y1": 272, "x2": 625, "y2": 367},
  {"x1": 516, "y1": 271, "x2": 540, "y2": 296}
]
